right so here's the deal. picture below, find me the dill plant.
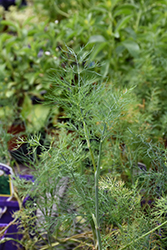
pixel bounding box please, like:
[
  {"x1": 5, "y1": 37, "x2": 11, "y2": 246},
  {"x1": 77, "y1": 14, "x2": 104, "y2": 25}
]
[
  {"x1": 38, "y1": 46, "x2": 132, "y2": 249},
  {"x1": 8, "y1": 46, "x2": 132, "y2": 250}
]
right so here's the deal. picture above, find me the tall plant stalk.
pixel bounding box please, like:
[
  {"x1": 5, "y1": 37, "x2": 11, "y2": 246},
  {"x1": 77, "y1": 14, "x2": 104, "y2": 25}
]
[
  {"x1": 83, "y1": 119, "x2": 106, "y2": 249},
  {"x1": 95, "y1": 123, "x2": 106, "y2": 250}
]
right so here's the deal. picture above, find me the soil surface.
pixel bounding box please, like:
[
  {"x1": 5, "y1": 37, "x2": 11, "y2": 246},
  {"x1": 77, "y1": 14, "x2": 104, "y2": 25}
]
[{"x1": 14, "y1": 164, "x2": 34, "y2": 175}]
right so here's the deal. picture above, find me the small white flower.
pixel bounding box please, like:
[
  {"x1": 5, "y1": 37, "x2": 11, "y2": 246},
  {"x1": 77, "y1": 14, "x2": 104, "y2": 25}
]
[
  {"x1": 55, "y1": 20, "x2": 59, "y2": 24},
  {"x1": 53, "y1": 56, "x2": 57, "y2": 60},
  {"x1": 45, "y1": 51, "x2": 51, "y2": 56}
]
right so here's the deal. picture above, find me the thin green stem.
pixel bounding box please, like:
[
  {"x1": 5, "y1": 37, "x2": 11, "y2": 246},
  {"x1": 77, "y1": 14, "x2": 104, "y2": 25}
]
[
  {"x1": 54, "y1": 4, "x2": 69, "y2": 18},
  {"x1": 95, "y1": 123, "x2": 106, "y2": 250},
  {"x1": 94, "y1": 179, "x2": 102, "y2": 250},
  {"x1": 83, "y1": 120, "x2": 96, "y2": 173},
  {"x1": 0, "y1": 217, "x2": 18, "y2": 236}
]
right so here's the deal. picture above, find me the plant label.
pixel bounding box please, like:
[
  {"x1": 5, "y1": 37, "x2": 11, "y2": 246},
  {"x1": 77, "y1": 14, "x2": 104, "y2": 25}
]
[{"x1": 0, "y1": 163, "x2": 14, "y2": 197}]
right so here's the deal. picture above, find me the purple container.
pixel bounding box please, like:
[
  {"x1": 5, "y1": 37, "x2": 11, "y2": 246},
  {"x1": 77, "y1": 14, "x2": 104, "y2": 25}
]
[
  {"x1": 0, "y1": 223, "x2": 8, "y2": 250},
  {"x1": 0, "y1": 174, "x2": 35, "y2": 250},
  {"x1": 0, "y1": 222, "x2": 20, "y2": 250},
  {"x1": 19, "y1": 174, "x2": 35, "y2": 182},
  {"x1": 0, "y1": 223, "x2": 7, "y2": 240}
]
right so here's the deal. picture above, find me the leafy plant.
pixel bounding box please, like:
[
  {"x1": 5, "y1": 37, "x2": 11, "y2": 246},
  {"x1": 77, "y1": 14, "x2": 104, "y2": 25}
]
[{"x1": 10, "y1": 46, "x2": 134, "y2": 249}]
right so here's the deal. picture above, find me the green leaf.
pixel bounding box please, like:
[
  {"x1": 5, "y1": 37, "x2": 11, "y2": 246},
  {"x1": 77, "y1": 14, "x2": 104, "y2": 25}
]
[
  {"x1": 0, "y1": 106, "x2": 14, "y2": 118},
  {"x1": 23, "y1": 16, "x2": 36, "y2": 26},
  {"x1": 114, "y1": 4, "x2": 137, "y2": 17},
  {"x1": 0, "y1": 20, "x2": 21, "y2": 36},
  {"x1": 21, "y1": 95, "x2": 50, "y2": 132},
  {"x1": 90, "y1": 42, "x2": 108, "y2": 61},
  {"x1": 28, "y1": 105, "x2": 50, "y2": 132},
  {"x1": 101, "y1": 59, "x2": 110, "y2": 78},
  {"x1": 88, "y1": 35, "x2": 106, "y2": 44},
  {"x1": 6, "y1": 90, "x2": 15, "y2": 98},
  {"x1": 122, "y1": 40, "x2": 140, "y2": 57},
  {"x1": 114, "y1": 15, "x2": 132, "y2": 38},
  {"x1": 90, "y1": 5, "x2": 108, "y2": 13},
  {"x1": 24, "y1": 73, "x2": 36, "y2": 85},
  {"x1": 115, "y1": 45, "x2": 125, "y2": 56},
  {"x1": 0, "y1": 64, "x2": 6, "y2": 73},
  {"x1": 124, "y1": 27, "x2": 137, "y2": 39},
  {"x1": 0, "y1": 33, "x2": 12, "y2": 51},
  {"x1": 5, "y1": 38, "x2": 17, "y2": 54},
  {"x1": 21, "y1": 94, "x2": 32, "y2": 120}
]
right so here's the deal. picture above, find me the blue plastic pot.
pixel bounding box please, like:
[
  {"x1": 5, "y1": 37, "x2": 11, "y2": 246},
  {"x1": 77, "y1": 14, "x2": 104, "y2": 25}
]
[
  {"x1": 0, "y1": 0, "x2": 27, "y2": 10},
  {"x1": 0, "y1": 174, "x2": 35, "y2": 250},
  {"x1": 0, "y1": 223, "x2": 8, "y2": 250}
]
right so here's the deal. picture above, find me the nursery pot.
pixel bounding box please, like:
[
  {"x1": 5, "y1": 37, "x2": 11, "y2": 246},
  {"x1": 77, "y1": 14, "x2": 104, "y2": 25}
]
[
  {"x1": 0, "y1": 222, "x2": 22, "y2": 250},
  {"x1": 0, "y1": 195, "x2": 35, "y2": 250},
  {"x1": 0, "y1": 223, "x2": 8, "y2": 250},
  {"x1": 0, "y1": 163, "x2": 35, "y2": 250}
]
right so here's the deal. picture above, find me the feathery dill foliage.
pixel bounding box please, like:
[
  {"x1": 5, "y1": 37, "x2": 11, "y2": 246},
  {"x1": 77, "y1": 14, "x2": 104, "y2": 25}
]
[
  {"x1": 46, "y1": 46, "x2": 129, "y2": 136},
  {"x1": 42, "y1": 46, "x2": 132, "y2": 249},
  {"x1": 11, "y1": 47, "x2": 167, "y2": 250}
]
